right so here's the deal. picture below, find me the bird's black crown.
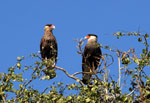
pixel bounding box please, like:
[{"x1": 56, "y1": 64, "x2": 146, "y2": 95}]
[
  {"x1": 45, "y1": 24, "x2": 53, "y2": 27},
  {"x1": 88, "y1": 34, "x2": 98, "y2": 38}
]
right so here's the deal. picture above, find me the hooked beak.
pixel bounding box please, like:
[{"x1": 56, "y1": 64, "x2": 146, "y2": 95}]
[
  {"x1": 84, "y1": 35, "x2": 90, "y2": 40},
  {"x1": 84, "y1": 36, "x2": 87, "y2": 40},
  {"x1": 51, "y1": 25, "x2": 55, "y2": 29}
]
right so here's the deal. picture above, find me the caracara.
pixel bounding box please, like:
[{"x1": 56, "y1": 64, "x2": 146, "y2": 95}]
[
  {"x1": 82, "y1": 34, "x2": 102, "y2": 84},
  {"x1": 40, "y1": 24, "x2": 57, "y2": 78},
  {"x1": 40, "y1": 24, "x2": 57, "y2": 63}
]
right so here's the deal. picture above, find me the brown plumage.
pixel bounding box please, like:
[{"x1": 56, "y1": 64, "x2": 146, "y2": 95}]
[
  {"x1": 82, "y1": 34, "x2": 102, "y2": 84},
  {"x1": 40, "y1": 24, "x2": 57, "y2": 64},
  {"x1": 40, "y1": 24, "x2": 57, "y2": 79}
]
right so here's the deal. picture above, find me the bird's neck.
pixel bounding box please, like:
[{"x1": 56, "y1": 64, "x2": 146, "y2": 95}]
[
  {"x1": 87, "y1": 40, "x2": 98, "y2": 48},
  {"x1": 45, "y1": 30, "x2": 53, "y2": 36},
  {"x1": 87, "y1": 40, "x2": 97, "y2": 44}
]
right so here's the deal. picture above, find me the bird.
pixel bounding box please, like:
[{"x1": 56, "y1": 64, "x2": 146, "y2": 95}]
[
  {"x1": 40, "y1": 24, "x2": 58, "y2": 79},
  {"x1": 82, "y1": 34, "x2": 102, "y2": 84}
]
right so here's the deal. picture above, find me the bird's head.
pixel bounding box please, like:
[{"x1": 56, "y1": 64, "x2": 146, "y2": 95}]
[
  {"x1": 44, "y1": 24, "x2": 55, "y2": 31},
  {"x1": 84, "y1": 34, "x2": 98, "y2": 42}
]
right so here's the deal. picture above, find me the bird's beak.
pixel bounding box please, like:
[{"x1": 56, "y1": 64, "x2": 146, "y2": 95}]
[
  {"x1": 84, "y1": 35, "x2": 90, "y2": 40},
  {"x1": 84, "y1": 36, "x2": 87, "y2": 40},
  {"x1": 52, "y1": 25, "x2": 55, "y2": 29}
]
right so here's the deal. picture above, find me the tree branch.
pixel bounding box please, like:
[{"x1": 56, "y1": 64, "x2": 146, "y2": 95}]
[
  {"x1": 55, "y1": 66, "x2": 85, "y2": 86},
  {"x1": 117, "y1": 50, "x2": 121, "y2": 88},
  {"x1": 15, "y1": 66, "x2": 38, "y2": 100},
  {"x1": 1, "y1": 94, "x2": 6, "y2": 103},
  {"x1": 127, "y1": 88, "x2": 136, "y2": 96}
]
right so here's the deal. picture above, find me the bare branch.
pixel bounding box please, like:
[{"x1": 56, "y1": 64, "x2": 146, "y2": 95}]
[
  {"x1": 1, "y1": 95, "x2": 6, "y2": 103},
  {"x1": 102, "y1": 56, "x2": 107, "y2": 82},
  {"x1": 24, "y1": 67, "x2": 38, "y2": 87},
  {"x1": 127, "y1": 88, "x2": 136, "y2": 96},
  {"x1": 72, "y1": 71, "x2": 92, "y2": 76},
  {"x1": 117, "y1": 50, "x2": 121, "y2": 88},
  {"x1": 101, "y1": 56, "x2": 108, "y2": 94},
  {"x1": 103, "y1": 54, "x2": 114, "y2": 67},
  {"x1": 41, "y1": 86, "x2": 50, "y2": 94},
  {"x1": 55, "y1": 66, "x2": 85, "y2": 86}
]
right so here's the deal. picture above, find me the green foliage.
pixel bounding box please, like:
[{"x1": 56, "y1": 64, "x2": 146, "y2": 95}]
[{"x1": 0, "y1": 32, "x2": 150, "y2": 102}]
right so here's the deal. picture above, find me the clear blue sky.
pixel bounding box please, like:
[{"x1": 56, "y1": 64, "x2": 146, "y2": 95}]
[{"x1": 0, "y1": 0, "x2": 150, "y2": 94}]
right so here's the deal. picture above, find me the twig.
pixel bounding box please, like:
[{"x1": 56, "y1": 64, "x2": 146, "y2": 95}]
[
  {"x1": 15, "y1": 67, "x2": 38, "y2": 100},
  {"x1": 103, "y1": 54, "x2": 114, "y2": 67},
  {"x1": 143, "y1": 34, "x2": 149, "y2": 55},
  {"x1": 72, "y1": 71, "x2": 92, "y2": 76},
  {"x1": 55, "y1": 66, "x2": 85, "y2": 86},
  {"x1": 135, "y1": 76, "x2": 143, "y2": 98},
  {"x1": 117, "y1": 50, "x2": 121, "y2": 88},
  {"x1": 127, "y1": 89, "x2": 136, "y2": 96},
  {"x1": 41, "y1": 86, "x2": 50, "y2": 94},
  {"x1": 102, "y1": 56, "x2": 107, "y2": 82},
  {"x1": 1, "y1": 95, "x2": 6, "y2": 103},
  {"x1": 102, "y1": 56, "x2": 108, "y2": 94},
  {"x1": 24, "y1": 67, "x2": 38, "y2": 87},
  {"x1": 73, "y1": 38, "x2": 85, "y2": 56}
]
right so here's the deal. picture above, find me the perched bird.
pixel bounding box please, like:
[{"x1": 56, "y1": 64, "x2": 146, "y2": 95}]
[
  {"x1": 82, "y1": 34, "x2": 102, "y2": 84},
  {"x1": 40, "y1": 24, "x2": 57, "y2": 78},
  {"x1": 40, "y1": 24, "x2": 57, "y2": 63}
]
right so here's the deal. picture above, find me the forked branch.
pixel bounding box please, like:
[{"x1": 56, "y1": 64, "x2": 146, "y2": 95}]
[{"x1": 55, "y1": 66, "x2": 85, "y2": 86}]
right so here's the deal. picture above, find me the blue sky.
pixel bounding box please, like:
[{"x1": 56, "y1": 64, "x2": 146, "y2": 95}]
[{"x1": 0, "y1": 0, "x2": 150, "y2": 94}]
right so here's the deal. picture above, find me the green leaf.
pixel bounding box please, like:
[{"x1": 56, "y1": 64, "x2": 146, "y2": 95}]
[
  {"x1": 17, "y1": 57, "x2": 22, "y2": 61},
  {"x1": 134, "y1": 58, "x2": 139, "y2": 64},
  {"x1": 67, "y1": 96, "x2": 72, "y2": 100},
  {"x1": 86, "y1": 98, "x2": 91, "y2": 102},
  {"x1": 77, "y1": 96, "x2": 81, "y2": 100},
  {"x1": 17, "y1": 63, "x2": 21, "y2": 69},
  {"x1": 117, "y1": 32, "x2": 122, "y2": 36},
  {"x1": 138, "y1": 38, "x2": 142, "y2": 42},
  {"x1": 19, "y1": 84, "x2": 23, "y2": 89},
  {"x1": 145, "y1": 33, "x2": 149, "y2": 38},
  {"x1": 142, "y1": 49, "x2": 147, "y2": 54},
  {"x1": 123, "y1": 97, "x2": 128, "y2": 102},
  {"x1": 117, "y1": 35, "x2": 119, "y2": 39},
  {"x1": 113, "y1": 33, "x2": 116, "y2": 35}
]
